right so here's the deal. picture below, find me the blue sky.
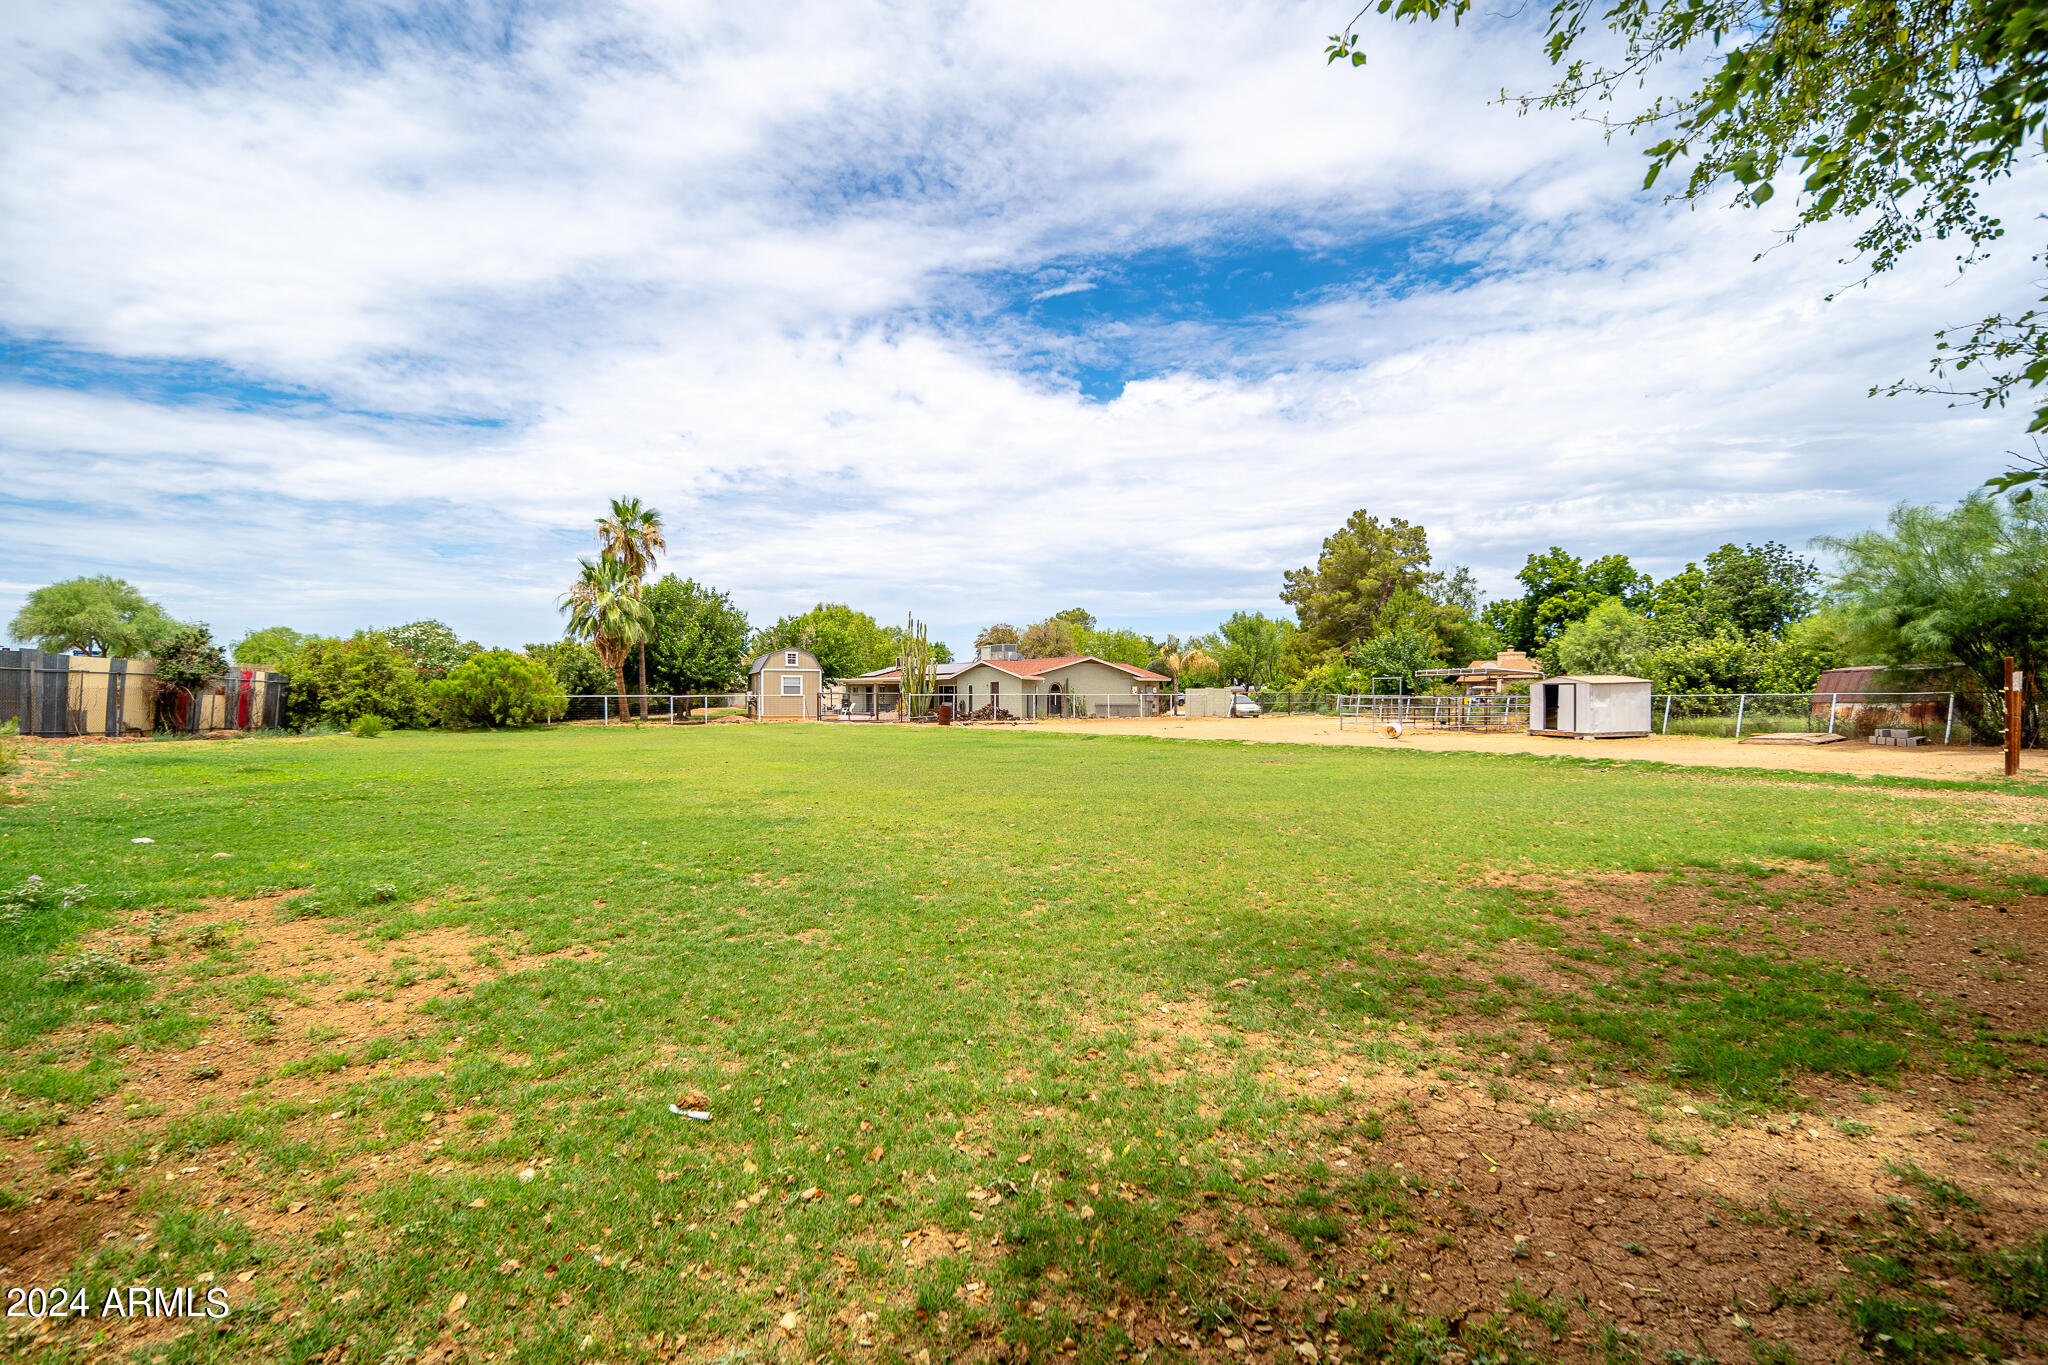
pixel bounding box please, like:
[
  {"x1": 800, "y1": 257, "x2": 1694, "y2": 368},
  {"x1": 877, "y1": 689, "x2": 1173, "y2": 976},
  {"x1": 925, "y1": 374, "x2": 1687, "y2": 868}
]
[{"x1": 1, "y1": 0, "x2": 2034, "y2": 659}]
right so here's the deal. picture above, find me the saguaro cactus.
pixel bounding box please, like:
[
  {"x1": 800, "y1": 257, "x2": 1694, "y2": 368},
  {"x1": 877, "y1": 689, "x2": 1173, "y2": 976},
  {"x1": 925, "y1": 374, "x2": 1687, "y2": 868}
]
[{"x1": 898, "y1": 614, "x2": 937, "y2": 718}]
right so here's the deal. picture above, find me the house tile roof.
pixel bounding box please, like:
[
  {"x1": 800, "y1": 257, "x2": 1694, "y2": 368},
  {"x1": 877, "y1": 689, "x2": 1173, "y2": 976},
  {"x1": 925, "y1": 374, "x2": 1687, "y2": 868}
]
[
  {"x1": 980, "y1": 655, "x2": 1169, "y2": 682},
  {"x1": 848, "y1": 655, "x2": 1169, "y2": 685}
]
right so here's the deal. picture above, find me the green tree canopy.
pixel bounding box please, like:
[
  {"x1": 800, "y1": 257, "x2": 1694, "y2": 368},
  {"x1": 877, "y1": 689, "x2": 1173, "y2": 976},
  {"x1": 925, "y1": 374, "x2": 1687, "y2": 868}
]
[
  {"x1": 1281, "y1": 509, "x2": 1436, "y2": 657},
  {"x1": 974, "y1": 622, "x2": 1020, "y2": 648},
  {"x1": 1281, "y1": 509, "x2": 1490, "y2": 679},
  {"x1": 8, "y1": 577, "x2": 181, "y2": 656},
  {"x1": 1213, "y1": 611, "x2": 1295, "y2": 688},
  {"x1": 635, "y1": 576, "x2": 751, "y2": 694},
  {"x1": 1701, "y1": 542, "x2": 1821, "y2": 636},
  {"x1": 1552, "y1": 599, "x2": 1655, "y2": 677},
  {"x1": 753, "y1": 604, "x2": 896, "y2": 682},
  {"x1": 1822, "y1": 495, "x2": 2048, "y2": 744},
  {"x1": 1019, "y1": 618, "x2": 1080, "y2": 658},
  {"x1": 523, "y1": 640, "x2": 609, "y2": 697},
  {"x1": 1348, "y1": 624, "x2": 1444, "y2": 693},
  {"x1": 1486, "y1": 550, "x2": 1653, "y2": 651},
  {"x1": 231, "y1": 626, "x2": 307, "y2": 668},
  {"x1": 1082, "y1": 626, "x2": 1156, "y2": 668},
  {"x1": 1330, "y1": 0, "x2": 2048, "y2": 483},
  {"x1": 382, "y1": 620, "x2": 483, "y2": 680}
]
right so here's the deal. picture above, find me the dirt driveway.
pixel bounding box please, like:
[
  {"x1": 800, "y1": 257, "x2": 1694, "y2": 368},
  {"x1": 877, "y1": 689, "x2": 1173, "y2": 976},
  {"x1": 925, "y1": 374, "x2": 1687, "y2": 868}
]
[{"x1": 1031, "y1": 713, "x2": 2044, "y2": 781}]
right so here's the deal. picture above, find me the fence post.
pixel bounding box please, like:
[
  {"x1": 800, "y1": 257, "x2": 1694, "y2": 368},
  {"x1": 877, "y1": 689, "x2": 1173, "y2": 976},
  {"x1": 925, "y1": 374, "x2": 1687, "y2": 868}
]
[
  {"x1": 1944, "y1": 693, "x2": 1955, "y2": 746},
  {"x1": 1734, "y1": 694, "x2": 1747, "y2": 738},
  {"x1": 668, "y1": 695, "x2": 674, "y2": 726},
  {"x1": 2006, "y1": 658, "x2": 2021, "y2": 778},
  {"x1": 1827, "y1": 693, "x2": 1838, "y2": 735},
  {"x1": 603, "y1": 694, "x2": 609, "y2": 726},
  {"x1": 1661, "y1": 694, "x2": 1672, "y2": 735}
]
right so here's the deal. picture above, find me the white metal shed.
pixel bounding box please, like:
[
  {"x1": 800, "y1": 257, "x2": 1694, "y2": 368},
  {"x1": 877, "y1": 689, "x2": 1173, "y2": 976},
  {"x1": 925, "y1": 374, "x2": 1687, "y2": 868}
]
[{"x1": 1530, "y1": 675, "x2": 1653, "y2": 739}]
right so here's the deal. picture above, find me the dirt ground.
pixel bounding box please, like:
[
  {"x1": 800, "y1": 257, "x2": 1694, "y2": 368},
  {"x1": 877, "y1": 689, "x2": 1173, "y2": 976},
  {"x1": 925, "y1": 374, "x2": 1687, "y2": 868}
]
[
  {"x1": 1062, "y1": 857, "x2": 2048, "y2": 1365},
  {"x1": 0, "y1": 896, "x2": 593, "y2": 1354},
  {"x1": 1030, "y1": 715, "x2": 2046, "y2": 782}
]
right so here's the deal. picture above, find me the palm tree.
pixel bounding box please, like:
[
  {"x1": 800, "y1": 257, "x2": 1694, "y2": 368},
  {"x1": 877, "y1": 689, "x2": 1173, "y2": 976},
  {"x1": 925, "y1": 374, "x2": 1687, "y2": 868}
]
[
  {"x1": 1151, "y1": 635, "x2": 1216, "y2": 713},
  {"x1": 597, "y1": 497, "x2": 666, "y2": 720},
  {"x1": 561, "y1": 554, "x2": 652, "y2": 721}
]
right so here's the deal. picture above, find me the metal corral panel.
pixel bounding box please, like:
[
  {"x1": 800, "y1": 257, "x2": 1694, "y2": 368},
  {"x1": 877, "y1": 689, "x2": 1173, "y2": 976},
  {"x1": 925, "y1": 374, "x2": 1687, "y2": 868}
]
[{"x1": 1530, "y1": 676, "x2": 1652, "y2": 738}]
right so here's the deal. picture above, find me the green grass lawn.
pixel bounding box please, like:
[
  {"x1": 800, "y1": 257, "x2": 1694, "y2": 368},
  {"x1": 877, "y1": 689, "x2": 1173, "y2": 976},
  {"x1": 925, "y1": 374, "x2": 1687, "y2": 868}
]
[{"x1": 1, "y1": 726, "x2": 2043, "y2": 1365}]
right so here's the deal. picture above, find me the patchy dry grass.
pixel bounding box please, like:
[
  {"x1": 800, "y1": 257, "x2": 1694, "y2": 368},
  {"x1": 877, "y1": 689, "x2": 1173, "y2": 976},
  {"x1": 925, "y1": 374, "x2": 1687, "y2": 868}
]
[{"x1": 0, "y1": 725, "x2": 2044, "y2": 1365}]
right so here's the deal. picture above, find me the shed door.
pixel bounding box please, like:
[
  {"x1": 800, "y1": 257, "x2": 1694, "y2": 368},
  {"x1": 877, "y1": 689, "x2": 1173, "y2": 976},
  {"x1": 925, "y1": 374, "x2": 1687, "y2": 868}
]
[{"x1": 1542, "y1": 684, "x2": 1560, "y2": 731}]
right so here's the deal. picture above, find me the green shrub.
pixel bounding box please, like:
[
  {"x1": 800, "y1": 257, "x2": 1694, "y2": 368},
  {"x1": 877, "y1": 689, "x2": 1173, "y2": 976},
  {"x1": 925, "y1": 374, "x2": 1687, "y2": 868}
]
[
  {"x1": 427, "y1": 651, "x2": 568, "y2": 728},
  {"x1": 285, "y1": 633, "x2": 427, "y2": 728},
  {"x1": 0, "y1": 717, "x2": 15, "y2": 776},
  {"x1": 350, "y1": 714, "x2": 390, "y2": 738},
  {"x1": 523, "y1": 640, "x2": 609, "y2": 696},
  {"x1": 150, "y1": 624, "x2": 229, "y2": 731}
]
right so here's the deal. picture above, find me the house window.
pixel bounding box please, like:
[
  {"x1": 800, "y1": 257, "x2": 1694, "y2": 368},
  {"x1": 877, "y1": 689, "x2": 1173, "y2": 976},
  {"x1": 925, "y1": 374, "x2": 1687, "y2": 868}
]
[
  {"x1": 781, "y1": 674, "x2": 804, "y2": 696},
  {"x1": 785, "y1": 651, "x2": 799, "y2": 667}
]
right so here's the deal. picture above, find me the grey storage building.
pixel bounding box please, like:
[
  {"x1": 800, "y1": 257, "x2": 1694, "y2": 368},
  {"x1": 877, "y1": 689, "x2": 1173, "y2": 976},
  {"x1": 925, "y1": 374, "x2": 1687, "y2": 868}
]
[{"x1": 1530, "y1": 675, "x2": 1653, "y2": 739}]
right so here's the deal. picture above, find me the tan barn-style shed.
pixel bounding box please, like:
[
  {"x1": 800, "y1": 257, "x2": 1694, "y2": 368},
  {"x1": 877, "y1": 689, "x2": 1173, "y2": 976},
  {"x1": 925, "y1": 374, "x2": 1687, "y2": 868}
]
[
  {"x1": 1530, "y1": 675, "x2": 1653, "y2": 738},
  {"x1": 749, "y1": 647, "x2": 822, "y2": 720}
]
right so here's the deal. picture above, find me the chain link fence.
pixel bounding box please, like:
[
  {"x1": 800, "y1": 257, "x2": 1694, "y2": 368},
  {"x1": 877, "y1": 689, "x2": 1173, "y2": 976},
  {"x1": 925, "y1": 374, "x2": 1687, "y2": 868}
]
[
  {"x1": 556, "y1": 694, "x2": 751, "y2": 724},
  {"x1": 1251, "y1": 691, "x2": 1344, "y2": 716},
  {"x1": 818, "y1": 691, "x2": 1172, "y2": 723},
  {"x1": 533, "y1": 683, "x2": 1968, "y2": 745},
  {"x1": 1652, "y1": 691, "x2": 1960, "y2": 742}
]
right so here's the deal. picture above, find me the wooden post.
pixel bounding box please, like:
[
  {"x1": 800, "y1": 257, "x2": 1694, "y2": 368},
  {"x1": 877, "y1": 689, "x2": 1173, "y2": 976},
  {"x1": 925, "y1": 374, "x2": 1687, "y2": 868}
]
[{"x1": 2006, "y1": 656, "x2": 2022, "y2": 778}]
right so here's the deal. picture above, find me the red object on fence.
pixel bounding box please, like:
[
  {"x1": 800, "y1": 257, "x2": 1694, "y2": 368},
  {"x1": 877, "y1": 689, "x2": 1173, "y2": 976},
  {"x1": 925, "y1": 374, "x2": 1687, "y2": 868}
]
[{"x1": 237, "y1": 670, "x2": 253, "y2": 729}]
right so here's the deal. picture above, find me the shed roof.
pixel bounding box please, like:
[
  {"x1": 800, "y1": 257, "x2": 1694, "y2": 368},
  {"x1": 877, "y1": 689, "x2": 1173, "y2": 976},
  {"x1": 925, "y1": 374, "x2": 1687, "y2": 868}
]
[
  {"x1": 1544, "y1": 675, "x2": 1651, "y2": 686},
  {"x1": 748, "y1": 647, "x2": 819, "y2": 675}
]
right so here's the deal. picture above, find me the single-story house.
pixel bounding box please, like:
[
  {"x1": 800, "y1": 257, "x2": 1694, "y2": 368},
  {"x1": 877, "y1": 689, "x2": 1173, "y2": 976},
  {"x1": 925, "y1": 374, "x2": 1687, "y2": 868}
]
[
  {"x1": 840, "y1": 644, "x2": 1169, "y2": 718},
  {"x1": 749, "y1": 647, "x2": 822, "y2": 719}
]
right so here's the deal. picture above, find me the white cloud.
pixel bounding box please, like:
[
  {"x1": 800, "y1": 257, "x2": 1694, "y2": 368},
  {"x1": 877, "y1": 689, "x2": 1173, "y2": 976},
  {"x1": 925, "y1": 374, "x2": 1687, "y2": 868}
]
[{"x1": 0, "y1": 0, "x2": 2035, "y2": 655}]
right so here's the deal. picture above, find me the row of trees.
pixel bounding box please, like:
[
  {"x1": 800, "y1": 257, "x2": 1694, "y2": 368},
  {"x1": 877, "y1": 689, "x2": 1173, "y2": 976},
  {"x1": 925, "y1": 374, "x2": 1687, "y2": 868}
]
[
  {"x1": 1273, "y1": 496, "x2": 2048, "y2": 745},
  {"x1": 1263, "y1": 506, "x2": 1848, "y2": 697},
  {"x1": 16, "y1": 489, "x2": 2043, "y2": 742}
]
